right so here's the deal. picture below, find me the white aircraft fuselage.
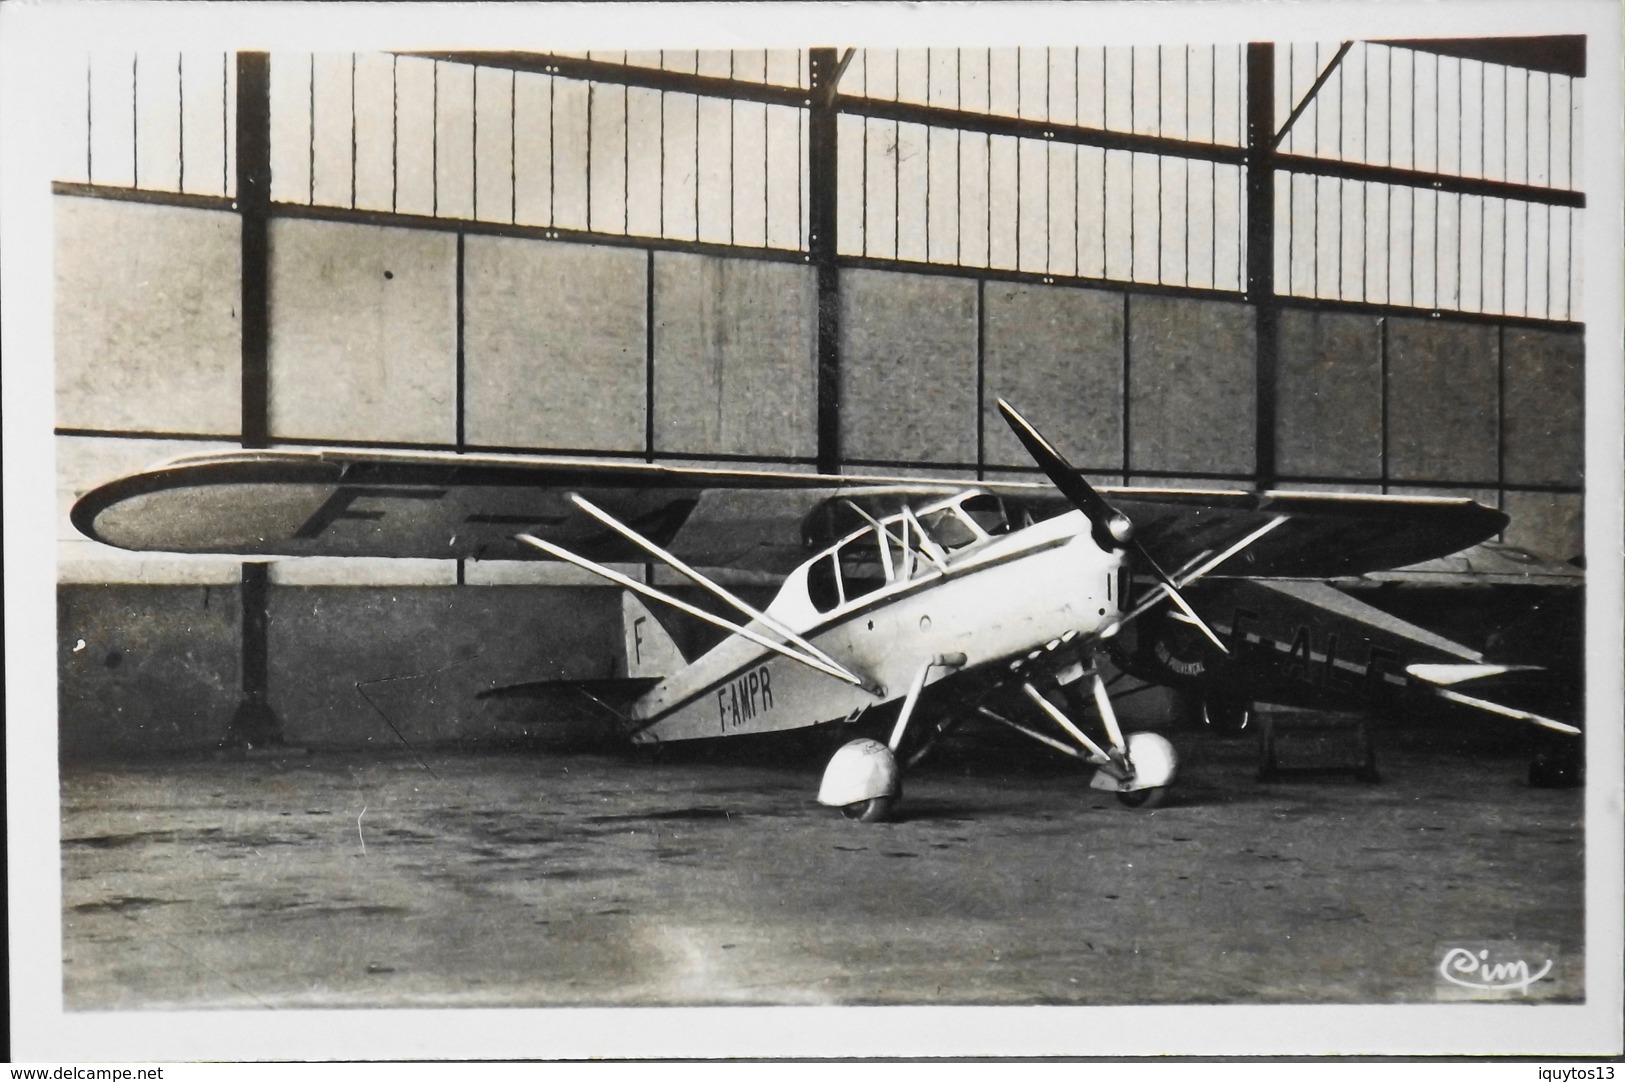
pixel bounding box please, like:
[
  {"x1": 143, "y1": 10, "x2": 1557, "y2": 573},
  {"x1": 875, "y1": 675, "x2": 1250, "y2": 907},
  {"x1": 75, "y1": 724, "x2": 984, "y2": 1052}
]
[{"x1": 627, "y1": 498, "x2": 1125, "y2": 744}]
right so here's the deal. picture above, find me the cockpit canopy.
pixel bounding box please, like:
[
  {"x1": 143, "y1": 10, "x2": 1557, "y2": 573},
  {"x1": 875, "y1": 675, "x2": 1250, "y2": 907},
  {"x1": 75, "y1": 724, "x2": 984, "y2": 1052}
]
[{"x1": 804, "y1": 492, "x2": 1011, "y2": 614}]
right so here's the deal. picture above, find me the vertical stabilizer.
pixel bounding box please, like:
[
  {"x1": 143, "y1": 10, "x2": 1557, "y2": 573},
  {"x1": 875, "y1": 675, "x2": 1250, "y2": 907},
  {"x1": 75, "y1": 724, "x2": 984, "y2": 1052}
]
[{"x1": 621, "y1": 591, "x2": 687, "y2": 678}]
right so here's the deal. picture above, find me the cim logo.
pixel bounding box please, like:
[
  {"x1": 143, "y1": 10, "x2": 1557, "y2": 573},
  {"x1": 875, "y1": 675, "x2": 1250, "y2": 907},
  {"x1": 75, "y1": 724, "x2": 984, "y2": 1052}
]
[{"x1": 1435, "y1": 942, "x2": 1559, "y2": 1000}]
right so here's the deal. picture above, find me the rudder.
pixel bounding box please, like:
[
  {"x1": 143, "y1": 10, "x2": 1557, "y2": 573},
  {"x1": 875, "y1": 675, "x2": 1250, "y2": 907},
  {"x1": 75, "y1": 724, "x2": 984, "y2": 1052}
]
[{"x1": 621, "y1": 592, "x2": 686, "y2": 678}]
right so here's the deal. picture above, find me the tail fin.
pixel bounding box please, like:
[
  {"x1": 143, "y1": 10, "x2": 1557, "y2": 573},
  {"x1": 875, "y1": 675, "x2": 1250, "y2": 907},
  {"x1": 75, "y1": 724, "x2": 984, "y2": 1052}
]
[{"x1": 621, "y1": 592, "x2": 686, "y2": 678}]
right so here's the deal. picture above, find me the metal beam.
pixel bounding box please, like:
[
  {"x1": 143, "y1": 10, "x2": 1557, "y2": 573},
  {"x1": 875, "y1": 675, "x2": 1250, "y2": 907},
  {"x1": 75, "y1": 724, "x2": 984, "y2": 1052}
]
[
  {"x1": 269, "y1": 199, "x2": 809, "y2": 263},
  {"x1": 809, "y1": 48, "x2": 842, "y2": 473},
  {"x1": 1246, "y1": 43, "x2": 1278, "y2": 489},
  {"x1": 236, "y1": 52, "x2": 272, "y2": 450},
  {"x1": 226, "y1": 561, "x2": 283, "y2": 748},
  {"x1": 1273, "y1": 41, "x2": 1353, "y2": 149},
  {"x1": 398, "y1": 51, "x2": 809, "y2": 108},
  {"x1": 1274, "y1": 153, "x2": 1585, "y2": 208},
  {"x1": 228, "y1": 53, "x2": 283, "y2": 751},
  {"x1": 837, "y1": 95, "x2": 1246, "y2": 166},
  {"x1": 824, "y1": 48, "x2": 856, "y2": 105},
  {"x1": 52, "y1": 180, "x2": 236, "y2": 213}
]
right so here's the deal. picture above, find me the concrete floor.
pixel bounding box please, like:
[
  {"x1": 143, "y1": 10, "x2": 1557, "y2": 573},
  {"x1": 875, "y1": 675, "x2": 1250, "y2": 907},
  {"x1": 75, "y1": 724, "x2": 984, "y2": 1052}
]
[{"x1": 60, "y1": 718, "x2": 1584, "y2": 1009}]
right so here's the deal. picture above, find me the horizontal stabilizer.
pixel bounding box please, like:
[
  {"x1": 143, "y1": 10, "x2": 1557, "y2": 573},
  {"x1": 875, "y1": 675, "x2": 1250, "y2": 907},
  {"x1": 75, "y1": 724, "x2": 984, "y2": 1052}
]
[
  {"x1": 1406, "y1": 663, "x2": 1539, "y2": 685},
  {"x1": 1427, "y1": 687, "x2": 1582, "y2": 736},
  {"x1": 477, "y1": 676, "x2": 659, "y2": 703}
]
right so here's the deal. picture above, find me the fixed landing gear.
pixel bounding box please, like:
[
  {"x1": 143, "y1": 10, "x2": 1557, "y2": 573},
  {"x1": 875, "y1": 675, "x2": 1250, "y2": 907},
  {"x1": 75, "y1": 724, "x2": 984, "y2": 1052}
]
[
  {"x1": 818, "y1": 736, "x2": 902, "y2": 818},
  {"x1": 978, "y1": 668, "x2": 1179, "y2": 810},
  {"x1": 1200, "y1": 689, "x2": 1255, "y2": 734},
  {"x1": 817, "y1": 655, "x2": 1179, "y2": 821},
  {"x1": 817, "y1": 653, "x2": 966, "y2": 822},
  {"x1": 1175, "y1": 686, "x2": 1253, "y2": 734},
  {"x1": 1100, "y1": 731, "x2": 1178, "y2": 808},
  {"x1": 839, "y1": 795, "x2": 896, "y2": 822}
]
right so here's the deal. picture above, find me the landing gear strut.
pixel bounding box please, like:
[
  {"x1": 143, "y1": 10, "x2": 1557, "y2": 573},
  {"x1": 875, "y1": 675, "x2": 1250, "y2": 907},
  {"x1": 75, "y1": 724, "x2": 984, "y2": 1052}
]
[
  {"x1": 979, "y1": 666, "x2": 1178, "y2": 808},
  {"x1": 817, "y1": 653, "x2": 966, "y2": 822}
]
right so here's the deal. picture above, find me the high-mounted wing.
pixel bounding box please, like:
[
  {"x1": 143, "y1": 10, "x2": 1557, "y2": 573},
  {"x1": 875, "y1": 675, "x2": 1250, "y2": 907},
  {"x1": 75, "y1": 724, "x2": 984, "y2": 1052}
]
[
  {"x1": 72, "y1": 447, "x2": 1507, "y2": 577},
  {"x1": 1104, "y1": 489, "x2": 1507, "y2": 579},
  {"x1": 70, "y1": 448, "x2": 969, "y2": 573}
]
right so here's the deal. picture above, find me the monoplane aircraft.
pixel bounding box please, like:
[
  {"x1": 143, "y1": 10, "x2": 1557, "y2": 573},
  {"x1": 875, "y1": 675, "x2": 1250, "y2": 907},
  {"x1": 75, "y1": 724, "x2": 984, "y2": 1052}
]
[{"x1": 71, "y1": 403, "x2": 1579, "y2": 819}]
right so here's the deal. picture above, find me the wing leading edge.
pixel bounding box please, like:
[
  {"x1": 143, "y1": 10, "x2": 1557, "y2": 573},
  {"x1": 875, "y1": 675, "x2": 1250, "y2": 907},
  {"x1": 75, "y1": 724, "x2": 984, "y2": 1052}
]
[{"x1": 72, "y1": 448, "x2": 1508, "y2": 577}]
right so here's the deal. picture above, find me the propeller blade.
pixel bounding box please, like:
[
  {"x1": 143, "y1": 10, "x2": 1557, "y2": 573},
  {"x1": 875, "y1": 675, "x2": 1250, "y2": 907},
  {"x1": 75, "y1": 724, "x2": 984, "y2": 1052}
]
[
  {"x1": 996, "y1": 398, "x2": 1126, "y2": 550},
  {"x1": 997, "y1": 397, "x2": 1229, "y2": 656}
]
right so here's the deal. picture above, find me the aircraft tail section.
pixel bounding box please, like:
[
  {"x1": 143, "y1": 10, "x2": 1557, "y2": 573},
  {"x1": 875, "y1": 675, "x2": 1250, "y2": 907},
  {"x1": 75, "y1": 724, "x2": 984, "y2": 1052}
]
[{"x1": 622, "y1": 592, "x2": 687, "y2": 678}]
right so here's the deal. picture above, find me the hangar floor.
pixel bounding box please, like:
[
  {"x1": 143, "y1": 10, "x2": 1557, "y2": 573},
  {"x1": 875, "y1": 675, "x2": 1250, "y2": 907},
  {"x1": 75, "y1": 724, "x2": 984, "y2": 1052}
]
[{"x1": 60, "y1": 718, "x2": 1584, "y2": 1009}]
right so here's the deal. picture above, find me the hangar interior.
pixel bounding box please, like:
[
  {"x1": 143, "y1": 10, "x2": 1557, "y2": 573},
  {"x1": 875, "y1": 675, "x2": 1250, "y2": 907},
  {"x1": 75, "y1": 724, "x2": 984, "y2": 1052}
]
[{"x1": 56, "y1": 40, "x2": 1586, "y2": 758}]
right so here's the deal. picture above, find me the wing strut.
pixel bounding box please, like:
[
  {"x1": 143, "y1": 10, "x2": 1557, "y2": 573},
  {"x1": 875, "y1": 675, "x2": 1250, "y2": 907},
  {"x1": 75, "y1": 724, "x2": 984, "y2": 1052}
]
[
  {"x1": 1123, "y1": 514, "x2": 1291, "y2": 625},
  {"x1": 566, "y1": 493, "x2": 858, "y2": 680},
  {"x1": 514, "y1": 534, "x2": 875, "y2": 694}
]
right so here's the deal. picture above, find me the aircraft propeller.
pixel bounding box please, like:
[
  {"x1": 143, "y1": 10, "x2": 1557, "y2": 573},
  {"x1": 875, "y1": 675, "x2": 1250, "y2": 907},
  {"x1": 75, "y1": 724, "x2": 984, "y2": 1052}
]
[{"x1": 996, "y1": 398, "x2": 1230, "y2": 655}]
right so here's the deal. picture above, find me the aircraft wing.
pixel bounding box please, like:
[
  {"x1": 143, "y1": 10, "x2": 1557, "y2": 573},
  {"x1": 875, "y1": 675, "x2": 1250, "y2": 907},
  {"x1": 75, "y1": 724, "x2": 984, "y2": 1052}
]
[
  {"x1": 72, "y1": 448, "x2": 1506, "y2": 577},
  {"x1": 1240, "y1": 579, "x2": 1580, "y2": 734},
  {"x1": 1102, "y1": 490, "x2": 1507, "y2": 579},
  {"x1": 70, "y1": 449, "x2": 978, "y2": 573}
]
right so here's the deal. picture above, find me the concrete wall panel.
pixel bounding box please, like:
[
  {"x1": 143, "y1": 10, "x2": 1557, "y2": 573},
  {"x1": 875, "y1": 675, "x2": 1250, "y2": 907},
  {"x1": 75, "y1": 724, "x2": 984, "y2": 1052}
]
[
  {"x1": 1502, "y1": 329, "x2": 1584, "y2": 487},
  {"x1": 1275, "y1": 309, "x2": 1382, "y2": 479},
  {"x1": 1500, "y1": 490, "x2": 1584, "y2": 561},
  {"x1": 463, "y1": 562, "x2": 649, "y2": 586},
  {"x1": 464, "y1": 237, "x2": 646, "y2": 450},
  {"x1": 58, "y1": 580, "x2": 798, "y2": 758},
  {"x1": 839, "y1": 269, "x2": 978, "y2": 463},
  {"x1": 267, "y1": 558, "x2": 458, "y2": 586},
  {"x1": 1385, "y1": 317, "x2": 1498, "y2": 484},
  {"x1": 653, "y1": 253, "x2": 817, "y2": 458},
  {"x1": 268, "y1": 219, "x2": 457, "y2": 443},
  {"x1": 982, "y1": 284, "x2": 1123, "y2": 470},
  {"x1": 266, "y1": 586, "x2": 623, "y2": 747},
  {"x1": 1127, "y1": 295, "x2": 1255, "y2": 475},
  {"x1": 55, "y1": 198, "x2": 241, "y2": 435},
  {"x1": 58, "y1": 585, "x2": 241, "y2": 759}
]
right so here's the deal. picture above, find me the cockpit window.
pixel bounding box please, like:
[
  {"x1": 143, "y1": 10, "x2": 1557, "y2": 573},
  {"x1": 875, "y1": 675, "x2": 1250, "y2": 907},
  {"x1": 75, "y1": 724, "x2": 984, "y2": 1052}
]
[
  {"x1": 806, "y1": 497, "x2": 1005, "y2": 614},
  {"x1": 807, "y1": 553, "x2": 840, "y2": 613},
  {"x1": 961, "y1": 494, "x2": 1009, "y2": 536},
  {"x1": 916, "y1": 506, "x2": 979, "y2": 551},
  {"x1": 837, "y1": 530, "x2": 887, "y2": 601}
]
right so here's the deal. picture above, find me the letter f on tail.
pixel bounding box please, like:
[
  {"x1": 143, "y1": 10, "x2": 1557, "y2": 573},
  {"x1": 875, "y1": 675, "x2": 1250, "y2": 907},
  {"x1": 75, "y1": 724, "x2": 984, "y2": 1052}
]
[{"x1": 621, "y1": 592, "x2": 687, "y2": 678}]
